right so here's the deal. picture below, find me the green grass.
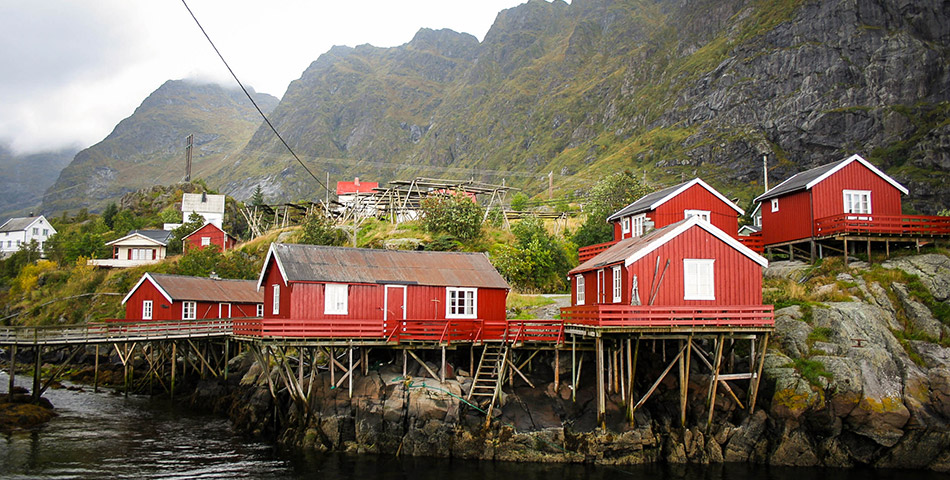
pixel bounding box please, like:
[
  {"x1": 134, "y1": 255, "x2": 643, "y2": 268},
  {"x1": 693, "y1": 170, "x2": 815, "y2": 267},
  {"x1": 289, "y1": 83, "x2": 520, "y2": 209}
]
[{"x1": 791, "y1": 357, "x2": 833, "y2": 387}]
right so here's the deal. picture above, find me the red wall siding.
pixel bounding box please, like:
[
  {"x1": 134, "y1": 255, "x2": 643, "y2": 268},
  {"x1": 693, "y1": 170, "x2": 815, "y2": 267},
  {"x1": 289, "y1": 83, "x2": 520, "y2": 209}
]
[
  {"x1": 477, "y1": 288, "x2": 509, "y2": 330},
  {"x1": 652, "y1": 184, "x2": 739, "y2": 235},
  {"x1": 811, "y1": 162, "x2": 903, "y2": 218},
  {"x1": 262, "y1": 259, "x2": 290, "y2": 319},
  {"x1": 185, "y1": 224, "x2": 234, "y2": 252},
  {"x1": 760, "y1": 189, "x2": 813, "y2": 245}
]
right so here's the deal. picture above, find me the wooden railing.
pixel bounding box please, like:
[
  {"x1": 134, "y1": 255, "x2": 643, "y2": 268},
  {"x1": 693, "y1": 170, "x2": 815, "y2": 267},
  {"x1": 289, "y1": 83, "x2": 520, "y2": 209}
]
[
  {"x1": 578, "y1": 240, "x2": 619, "y2": 263},
  {"x1": 559, "y1": 305, "x2": 774, "y2": 328},
  {"x1": 0, "y1": 318, "x2": 234, "y2": 346},
  {"x1": 504, "y1": 319, "x2": 565, "y2": 345},
  {"x1": 234, "y1": 318, "x2": 487, "y2": 345},
  {"x1": 738, "y1": 232, "x2": 765, "y2": 253},
  {"x1": 814, "y1": 213, "x2": 950, "y2": 237}
]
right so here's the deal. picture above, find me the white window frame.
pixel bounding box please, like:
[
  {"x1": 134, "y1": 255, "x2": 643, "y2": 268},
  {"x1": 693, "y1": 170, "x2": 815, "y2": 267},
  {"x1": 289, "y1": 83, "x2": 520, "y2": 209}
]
[
  {"x1": 324, "y1": 283, "x2": 349, "y2": 315},
  {"x1": 685, "y1": 210, "x2": 711, "y2": 222},
  {"x1": 621, "y1": 217, "x2": 630, "y2": 234},
  {"x1": 201, "y1": 236, "x2": 211, "y2": 246},
  {"x1": 843, "y1": 190, "x2": 871, "y2": 216},
  {"x1": 142, "y1": 300, "x2": 153, "y2": 320},
  {"x1": 576, "y1": 275, "x2": 585, "y2": 306},
  {"x1": 771, "y1": 198, "x2": 779, "y2": 212},
  {"x1": 446, "y1": 287, "x2": 477, "y2": 318},
  {"x1": 256, "y1": 304, "x2": 264, "y2": 317},
  {"x1": 683, "y1": 259, "x2": 715, "y2": 301},
  {"x1": 612, "y1": 266, "x2": 622, "y2": 303},
  {"x1": 632, "y1": 214, "x2": 646, "y2": 236},
  {"x1": 272, "y1": 284, "x2": 280, "y2": 315},
  {"x1": 182, "y1": 301, "x2": 196, "y2": 320}
]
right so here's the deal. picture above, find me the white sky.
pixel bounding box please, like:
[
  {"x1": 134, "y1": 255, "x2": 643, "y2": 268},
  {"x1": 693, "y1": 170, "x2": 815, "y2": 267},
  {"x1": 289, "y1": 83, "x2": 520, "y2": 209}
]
[{"x1": 0, "y1": 0, "x2": 530, "y2": 154}]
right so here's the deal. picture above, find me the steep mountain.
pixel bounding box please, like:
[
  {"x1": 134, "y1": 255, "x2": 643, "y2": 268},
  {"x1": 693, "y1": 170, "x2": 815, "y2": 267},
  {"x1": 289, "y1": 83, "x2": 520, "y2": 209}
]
[
  {"x1": 42, "y1": 80, "x2": 277, "y2": 215},
  {"x1": 0, "y1": 144, "x2": 76, "y2": 220},
  {"x1": 216, "y1": 0, "x2": 950, "y2": 213}
]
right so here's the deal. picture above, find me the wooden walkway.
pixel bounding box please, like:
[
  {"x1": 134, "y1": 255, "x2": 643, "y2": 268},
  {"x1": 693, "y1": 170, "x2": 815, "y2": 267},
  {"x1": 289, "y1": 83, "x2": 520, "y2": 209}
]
[{"x1": 0, "y1": 319, "x2": 234, "y2": 347}]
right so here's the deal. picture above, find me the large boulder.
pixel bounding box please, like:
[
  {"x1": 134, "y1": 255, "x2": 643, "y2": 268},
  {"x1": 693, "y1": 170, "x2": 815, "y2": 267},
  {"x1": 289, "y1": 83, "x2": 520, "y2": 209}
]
[{"x1": 882, "y1": 254, "x2": 950, "y2": 302}]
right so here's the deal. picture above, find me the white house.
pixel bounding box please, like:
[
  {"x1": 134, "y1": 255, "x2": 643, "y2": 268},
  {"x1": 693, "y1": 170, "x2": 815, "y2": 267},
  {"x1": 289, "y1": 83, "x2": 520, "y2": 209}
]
[
  {"x1": 88, "y1": 230, "x2": 172, "y2": 268},
  {"x1": 181, "y1": 193, "x2": 226, "y2": 228},
  {"x1": 0, "y1": 215, "x2": 56, "y2": 256}
]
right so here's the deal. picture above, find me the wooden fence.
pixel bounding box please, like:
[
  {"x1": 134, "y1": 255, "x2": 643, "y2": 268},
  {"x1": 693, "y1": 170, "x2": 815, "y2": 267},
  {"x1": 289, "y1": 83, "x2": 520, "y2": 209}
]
[
  {"x1": 814, "y1": 213, "x2": 950, "y2": 237},
  {"x1": 559, "y1": 305, "x2": 774, "y2": 328}
]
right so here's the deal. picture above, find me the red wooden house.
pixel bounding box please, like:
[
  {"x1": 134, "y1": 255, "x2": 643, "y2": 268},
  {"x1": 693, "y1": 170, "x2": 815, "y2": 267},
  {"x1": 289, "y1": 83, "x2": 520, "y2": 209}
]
[
  {"x1": 121, "y1": 273, "x2": 263, "y2": 321},
  {"x1": 562, "y1": 216, "x2": 771, "y2": 327},
  {"x1": 752, "y1": 154, "x2": 949, "y2": 259},
  {"x1": 183, "y1": 222, "x2": 237, "y2": 252},
  {"x1": 580, "y1": 178, "x2": 744, "y2": 262},
  {"x1": 248, "y1": 243, "x2": 510, "y2": 342}
]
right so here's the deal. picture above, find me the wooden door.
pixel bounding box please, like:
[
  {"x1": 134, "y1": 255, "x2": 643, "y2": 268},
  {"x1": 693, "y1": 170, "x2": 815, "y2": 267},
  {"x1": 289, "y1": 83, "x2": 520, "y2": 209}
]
[{"x1": 385, "y1": 285, "x2": 406, "y2": 337}]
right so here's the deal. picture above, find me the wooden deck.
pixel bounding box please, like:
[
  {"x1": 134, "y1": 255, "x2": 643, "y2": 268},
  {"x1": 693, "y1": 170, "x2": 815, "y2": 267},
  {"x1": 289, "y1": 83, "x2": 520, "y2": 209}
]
[
  {"x1": 814, "y1": 213, "x2": 950, "y2": 238},
  {"x1": 0, "y1": 318, "x2": 234, "y2": 346}
]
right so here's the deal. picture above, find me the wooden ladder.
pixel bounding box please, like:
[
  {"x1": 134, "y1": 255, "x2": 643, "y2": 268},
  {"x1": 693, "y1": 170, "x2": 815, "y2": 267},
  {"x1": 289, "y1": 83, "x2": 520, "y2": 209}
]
[{"x1": 466, "y1": 342, "x2": 509, "y2": 422}]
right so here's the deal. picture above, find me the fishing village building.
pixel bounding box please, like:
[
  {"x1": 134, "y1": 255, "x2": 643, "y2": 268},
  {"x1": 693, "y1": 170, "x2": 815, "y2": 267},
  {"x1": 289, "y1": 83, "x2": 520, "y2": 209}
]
[
  {"x1": 182, "y1": 222, "x2": 237, "y2": 252},
  {"x1": 0, "y1": 215, "x2": 56, "y2": 256},
  {"x1": 752, "y1": 154, "x2": 950, "y2": 262},
  {"x1": 88, "y1": 230, "x2": 173, "y2": 268},
  {"x1": 122, "y1": 272, "x2": 263, "y2": 322}
]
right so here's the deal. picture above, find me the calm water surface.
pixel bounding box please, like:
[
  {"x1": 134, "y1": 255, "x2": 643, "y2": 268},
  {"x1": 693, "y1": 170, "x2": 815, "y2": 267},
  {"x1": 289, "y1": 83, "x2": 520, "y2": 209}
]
[{"x1": 2, "y1": 371, "x2": 949, "y2": 479}]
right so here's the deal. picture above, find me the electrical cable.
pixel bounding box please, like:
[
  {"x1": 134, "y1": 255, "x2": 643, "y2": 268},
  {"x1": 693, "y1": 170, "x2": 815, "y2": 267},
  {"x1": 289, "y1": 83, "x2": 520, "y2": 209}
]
[{"x1": 179, "y1": 0, "x2": 331, "y2": 196}]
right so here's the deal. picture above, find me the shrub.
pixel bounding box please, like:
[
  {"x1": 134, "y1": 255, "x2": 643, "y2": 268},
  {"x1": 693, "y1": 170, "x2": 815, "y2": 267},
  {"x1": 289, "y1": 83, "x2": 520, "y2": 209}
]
[{"x1": 420, "y1": 191, "x2": 484, "y2": 240}]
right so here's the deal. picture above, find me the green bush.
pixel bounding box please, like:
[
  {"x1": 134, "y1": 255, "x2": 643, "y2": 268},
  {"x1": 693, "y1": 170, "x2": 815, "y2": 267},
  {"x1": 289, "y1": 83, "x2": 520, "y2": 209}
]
[
  {"x1": 572, "y1": 170, "x2": 651, "y2": 247},
  {"x1": 420, "y1": 191, "x2": 484, "y2": 240},
  {"x1": 491, "y1": 215, "x2": 575, "y2": 293}
]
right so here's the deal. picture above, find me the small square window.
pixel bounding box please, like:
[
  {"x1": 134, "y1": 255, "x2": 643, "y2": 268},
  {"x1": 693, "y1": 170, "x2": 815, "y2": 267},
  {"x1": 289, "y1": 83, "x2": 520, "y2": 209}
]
[
  {"x1": 201, "y1": 236, "x2": 211, "y2": 246},
  {"x1": 256, "y1": 304, "x2": 264, "y2": 317},
  {"x1": 182, "y1": 301, "x2": 196, "y2": 320},
  {"x1": 446, "y1": 287, "x2": 477, "y2": 318},
  {"x1": 325, "y1": 284, "x2": 349, "y2": 315},
  {"x1": 683, "y1": 259, "x2": 715, "y2": 301},
  {"x1": 771, "y1": 198, "x2": 779, "y2": 212}
]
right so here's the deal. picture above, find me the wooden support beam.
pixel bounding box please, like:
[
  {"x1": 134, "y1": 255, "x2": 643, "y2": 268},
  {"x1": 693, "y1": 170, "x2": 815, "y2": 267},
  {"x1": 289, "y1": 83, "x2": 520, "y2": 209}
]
[
  {"x1": 706, "y1": 335, "x2": 725, "y2": 432},
  {"x1": 596, "y1": 337, "x2": 605, "y2": 429},
  {"x1": 170, "y1": 342, "x2": 176, "y2": 400},
  {"x1": 748, "y1": 333, "x2": 770, "y2": 413},
  {"x1": 505, "y1": 357, "x2": 536, "y2": 389},
  {"x1": 626, "y1": 338, "x2": 639, "y2": 424},
  {"x1": 187, "y1": 340, "x2": 219, "y2": 378},
  {"x1": 571, "y1": 335, "x2": 577, "y2": 402},
  {"x1": 8, "y1": 344, "x2": 16, "y2": 402},
  {"x1": 632, "y1": 343, "x2": 686, "y2": 413},
  {"x1": 691, "y1": 342, "x2": 745, "y2": 410},
  {"x1": 38, "y1": 346, "x2": 83, "y2": 398},
  {"x1": 554, "y1": 348, "x2": 560, "y2": 387},
  {"x1": 407, "y1": 349, "x2": 439, "y2": 382}
]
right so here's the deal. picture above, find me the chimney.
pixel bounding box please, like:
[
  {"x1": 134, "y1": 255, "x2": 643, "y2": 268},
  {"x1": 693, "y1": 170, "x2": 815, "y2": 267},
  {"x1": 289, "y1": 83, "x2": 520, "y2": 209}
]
[
  {"x1": 210, "y1": 271, "x2": 220, "y2": 280},
  {"x1": 354, "y1": 177, "x2": 360, "y2": 187}
]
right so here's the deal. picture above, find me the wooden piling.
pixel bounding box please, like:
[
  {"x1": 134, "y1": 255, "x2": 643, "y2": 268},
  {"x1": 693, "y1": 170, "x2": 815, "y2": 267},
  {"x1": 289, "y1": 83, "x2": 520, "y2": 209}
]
[
  {"x1": 8, "y1": 344, "x2": 16, "y2": 401},
  {"x1": 596, "y1": 336, "x2": 605, "y2": 429}
]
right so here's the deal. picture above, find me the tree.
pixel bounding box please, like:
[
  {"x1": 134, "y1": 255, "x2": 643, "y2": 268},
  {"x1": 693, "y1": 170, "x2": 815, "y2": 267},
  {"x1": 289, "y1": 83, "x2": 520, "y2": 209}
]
[
  {"x1": 250, "y1": 185, "x2": 265, "y2": 206},
  {"x1": 169, "y1": 213, "x2": 206, "y2": 255},
  {"x1": 420, "y1": 191, "x2": 484, "y2": 240},
  {"x1": 111, "y1": 209, "x2": 142, "y2": 236},
  {"x1": 175, "y1": 244, "x2": 223, "y2": 277},
  {"x1": 102, "y1": 203, "x2": 119, "y2": 229},
  {"x1": 572, "y1": 171, "x2": 651, "y2": 247},
  {"x1": 491, "y1": 215, "x2": 574, "y2": 293},
  {"x1": 510, "y1": 192, "x2": 530, "y2": 211},
  {"x1": 298, "y1": 211, "x2": 347, "y2": 246}
]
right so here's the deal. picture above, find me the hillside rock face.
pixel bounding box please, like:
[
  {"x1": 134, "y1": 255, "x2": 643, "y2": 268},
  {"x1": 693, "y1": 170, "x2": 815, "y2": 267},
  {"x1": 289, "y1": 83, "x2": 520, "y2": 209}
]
[
  {"x1": 41, "y1": 80, "x2": 277, "y2": 215},
  {"x1": 217, "y1": 0, "x2": 949, "y2": 212},
  {"x1": 220, "y1": 254, "x2": 950, "y2": 470},
  {"x1": 0, "y1": 145, "x2": 76, "y2": 220}
]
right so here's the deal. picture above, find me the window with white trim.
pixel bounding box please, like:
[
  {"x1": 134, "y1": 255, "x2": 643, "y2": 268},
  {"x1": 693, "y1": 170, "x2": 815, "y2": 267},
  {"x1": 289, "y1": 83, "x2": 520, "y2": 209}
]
[
  {"x1": 256, "y1": 304, "x2": 264, "y2": 317},
  {"x1": 446, "y1": 287, "x2": 477, "y2": 318},
  {"x1": 771, "y1": 198, "x2": 779, "y2": 212},
  {"x1": 142, "y1": 300, "x2": 153, "y2": 320},
  {"x1": 683, "y1": 259, "x2": 715, "y2": 301},
  {"x1": 622, "y1": 217, "x2": 630, "y2": 234},
  {"x1": 272, "y1": 284, "x2": 280, "y2": 315},
  {"x1": 612, "y1": 266, "x2": 622, "y2": 303},
  {"x1": 576, "y1": 275, "x2": 585, "y2": 305},
  {"x1": 324, "y1": 283, "x2": 349, "y2": 315},
  {"x1": 182, "y1": 301, "x2": 196, "y2": 320},
  {"x1": 201, "y1": 236, "x2": 211, "y2": 246},
  {"x1": 632, "y1": 214, "x2": 646, "y2": 236},
  {"x1": 685, "y1": 210, "x2": 710, "y2": 222},
  {"x1": 843, "y1": 190, "x2": 871, "y2": 215}
]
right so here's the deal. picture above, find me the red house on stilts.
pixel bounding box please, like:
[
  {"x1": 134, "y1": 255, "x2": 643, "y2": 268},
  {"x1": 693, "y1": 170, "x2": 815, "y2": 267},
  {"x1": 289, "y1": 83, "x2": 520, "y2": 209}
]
[
  {"x1": 244, "y1": 243, "x2": 510, "y2": 342},
  {"x1": 562, "y1": 216, "x2": 772, "y2": 327},
  {"x1": 753, "y1": 153, "x2": 950, "y2": 262}
]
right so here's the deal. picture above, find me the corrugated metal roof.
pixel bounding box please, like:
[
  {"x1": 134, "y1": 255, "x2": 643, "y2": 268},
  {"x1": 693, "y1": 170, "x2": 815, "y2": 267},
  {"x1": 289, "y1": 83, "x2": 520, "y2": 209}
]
[
  {"x1": 570, "y1": 221, "x2": 681, "y2": 273},
  {"x1": 754, "y1": 161, "x2": 839, "y2": 202},
  {"x1": 0, "y1": 216, "x2": 41, "y2": 233},
  {"x1": 149, "y1": 273, "x2": 262, "y2": 303},
  {"x1": 182, "y1": 193, "x2": 226, "y2": 214},
  {"x1": 270, "y1": 243, "x2": 510, "y2": 289}
]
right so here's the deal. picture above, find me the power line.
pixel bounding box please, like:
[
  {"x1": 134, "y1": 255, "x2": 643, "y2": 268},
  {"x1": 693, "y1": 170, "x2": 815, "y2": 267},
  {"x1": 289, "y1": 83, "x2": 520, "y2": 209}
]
[{"x1": 179, "y1": 0, "x2": 330, "y2": 196}]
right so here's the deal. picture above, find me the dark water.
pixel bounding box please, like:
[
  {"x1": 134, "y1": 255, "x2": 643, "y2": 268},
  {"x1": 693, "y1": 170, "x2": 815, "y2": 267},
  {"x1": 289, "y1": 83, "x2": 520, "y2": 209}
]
[{"x1": 2, "y1": 371, "x2": 950, "y2": 479}]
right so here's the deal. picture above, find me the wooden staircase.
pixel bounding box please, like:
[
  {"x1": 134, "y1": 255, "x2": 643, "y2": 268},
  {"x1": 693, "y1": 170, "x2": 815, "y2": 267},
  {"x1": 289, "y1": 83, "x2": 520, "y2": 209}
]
[{"x1": 466, "y1": 342, "x2": 509, "y2": 421}]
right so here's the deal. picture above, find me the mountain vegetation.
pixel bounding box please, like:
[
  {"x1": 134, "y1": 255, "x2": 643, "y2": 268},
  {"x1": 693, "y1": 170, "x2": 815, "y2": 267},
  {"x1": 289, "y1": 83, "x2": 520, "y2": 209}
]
[{"x1": 0, "y1": 145, "x2": 76, "y2": 221}]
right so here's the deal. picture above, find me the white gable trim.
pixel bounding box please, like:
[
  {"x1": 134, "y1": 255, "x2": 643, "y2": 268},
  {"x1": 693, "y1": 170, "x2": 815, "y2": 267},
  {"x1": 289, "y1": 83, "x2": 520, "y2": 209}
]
[
  {"x1": 624, "y1": 217, "x2": 768, "y2": 268},
  {"x1": 256, "y1": 243, "x2": 289, "y2": 291},
  {"x1": 648, "y1": 178, "x2": 745, "y2": 215},
  {"x1": 106, "y1": 232, "x2": 166, "y2": 247},
  {"x1": 121, "y1": 273, "x2": 173, "y2": 305},
  {"x1": 182, "y1": 222, "x2": 219, "y2": 240},
  {"x1": 805, "y1": 154, "x2": 908, "y2": 195}
]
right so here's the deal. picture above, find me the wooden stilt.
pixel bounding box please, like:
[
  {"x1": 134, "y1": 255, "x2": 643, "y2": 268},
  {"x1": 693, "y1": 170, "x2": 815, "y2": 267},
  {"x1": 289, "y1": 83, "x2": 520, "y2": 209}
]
[
  {"x1": 844, "y1": 238, "x2": 849, "y2": 267},
  {"x1": 748, "y1": 333, "x2": 770, "y2": 413},
  {"x1": 170, "y1": 342, "x2": 176, "y2": 400},
  {"x1": 571, "y1": 335, "x2": 576, "y2": 402},
  {"x1": 706, "y1": 335, "x2": 725, "y2": 432},
  {"x1": 607, "y1": 345, "x2": 614, "y2": 394},
  {"x1": 596, "y1": 336, "x2": 605, "y2": 429},
  {"x1": 92, "y1": 344, "x2": 99, "y2": 394},
  {"x1": 441, "y1": 346, "x2": 446, "y2": 383},
  {"x1": 788, "y1": 244, "x2": 793, "y2": 261},
  {"x1": 402, "y1": 349, "x2": 407, "y2": 377},
  {"x1": 224, "y1": 339, "x2": 229, "y2": 380},
  {"x1": 329, "y1": 347, "x2": 336, "y2": 386},
  {"x1": 470, "y1": 346, "x2": 474, "y2": 377},
  {"x1": 554, "y1": 348, "x2": 560, "y2": 387},
  {"x1": 8, "y1": 344, "x2": 16, "y2": 401},
  {"x1": 32, "y1": 346, "x2": 42, "y2": 402},
  {"x1": 632, "y1": 343, "x2": 685, "y2": 414},
  {"x1": 348, "y1": 346, "x2": 354, "y2": 399},
  {"x1": 678, "y1": 340, "x2": 685, "y2": 427},
  {"x1": 627, "y1": 338, "x2": 639, "y2": 424},
  {"x1": 680, "y1": 336, "x2": 692, "y2": 427},
  {"x1": 809, "y1": 240, "x2": 815, "y2": 263},
  {"x1": 886, "y1": 240, "x2": 890, "y2": 258}
]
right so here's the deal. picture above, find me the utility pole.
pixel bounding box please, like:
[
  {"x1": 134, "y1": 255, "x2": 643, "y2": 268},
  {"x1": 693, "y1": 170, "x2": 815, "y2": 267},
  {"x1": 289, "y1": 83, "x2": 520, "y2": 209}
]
[
  {"x1": 184, "y1": 134, "x2": 194, "y2": 182},
  {"x1": 763, "y1": 155, "x2": 769, "y2": 191},
  {"x1": 548, "y1": 171, "x2": 553, "y2": 199}
]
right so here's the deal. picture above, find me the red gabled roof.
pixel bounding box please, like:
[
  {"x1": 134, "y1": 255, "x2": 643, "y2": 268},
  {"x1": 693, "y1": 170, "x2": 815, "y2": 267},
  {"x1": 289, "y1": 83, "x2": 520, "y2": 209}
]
[
  {"x1": 122, "y1": 273, "x2": 262, "y2": 305},
  {"x1": 336, "y1": 178, "x2": 378, "y2": 195},
  {"x1": 570, "y1": 217, "x2": 767, "y2": 275},
  {"x1": 182, "y1": 222, "x2": 236, "y2": 241}
]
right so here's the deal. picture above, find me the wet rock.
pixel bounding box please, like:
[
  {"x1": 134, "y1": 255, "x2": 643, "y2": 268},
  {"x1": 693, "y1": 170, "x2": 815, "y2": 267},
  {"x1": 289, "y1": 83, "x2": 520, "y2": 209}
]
[{"x1": 0, "y1": 402, "x2": 57, "y2": 430}]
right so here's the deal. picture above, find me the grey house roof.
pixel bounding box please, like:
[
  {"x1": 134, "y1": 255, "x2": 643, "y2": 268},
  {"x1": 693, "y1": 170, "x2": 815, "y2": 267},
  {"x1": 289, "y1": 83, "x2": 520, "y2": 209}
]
[
  {"x1": 0, "y1": 216, "x2": 41, "y2": 233},
  {"x1": 259, "y1": 243, "x2": 510, "y2": 290},
  {"x1": 606, "y1": 178, "x2": 743, "y2": 223},
  {"x1": 754, "y1": 154, "x2": 908, "y2": 203}
]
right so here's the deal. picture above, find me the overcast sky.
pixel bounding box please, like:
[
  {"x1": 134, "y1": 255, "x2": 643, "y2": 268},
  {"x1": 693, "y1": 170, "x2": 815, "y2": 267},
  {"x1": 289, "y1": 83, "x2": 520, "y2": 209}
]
[{"x1": 0, "y1": 0, "x2": 530, "y2": 154}]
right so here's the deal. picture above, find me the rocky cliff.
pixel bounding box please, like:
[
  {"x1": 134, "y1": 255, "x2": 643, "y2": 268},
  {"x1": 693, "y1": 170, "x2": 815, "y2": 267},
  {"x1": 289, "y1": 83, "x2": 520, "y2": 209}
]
[
  {"x1": 207, "y1": 252, "x2": 950, "y2": 469},
  {"x1": 215, "y1": 0, "x2": 950, "y2": 213}
]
